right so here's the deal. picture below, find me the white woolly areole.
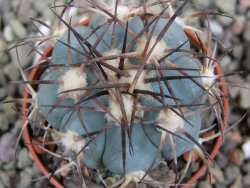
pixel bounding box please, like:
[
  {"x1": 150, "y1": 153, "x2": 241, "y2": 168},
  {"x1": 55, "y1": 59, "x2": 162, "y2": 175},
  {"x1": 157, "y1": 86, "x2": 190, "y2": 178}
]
[
  {"x1": 120, "y1": 70, "x2": 152, "y2": 91},
  {"x1": 58, "y1": 67, "x2": 87, "y2": 101},
  {"x1": 146, "y1": 0, "x2": 164, "y2": 15},
  {"x1": 106, "y1": 95, "x2": 143, "y2": 125},
  {"x1": 111, "y1": 5, "x2": 130, "y2": 21},
  {"x1": 200, "y1": 66, "x2": 216, "y2": 89},
  {"x1": 157, "y1": 109, "x2": 184, "y2": 132},
  {"x1": 116, "y1": 5, "x2": 130, "y2": 21},
  {"x1": 61, "y1": 131, "x2": 86, "y2": 152},
  {"x1": 125, "y1": 171, "x2": 152, "y2": 183},
  {"x1": 103, "y1": 49, "x2": 128, "y2": 77},
  {"x1": 136, "y1": 36, "x2": 167, "y2": 64},
  {"x1": 53, "y1": 25, "x2": 69, "y2": 40}
]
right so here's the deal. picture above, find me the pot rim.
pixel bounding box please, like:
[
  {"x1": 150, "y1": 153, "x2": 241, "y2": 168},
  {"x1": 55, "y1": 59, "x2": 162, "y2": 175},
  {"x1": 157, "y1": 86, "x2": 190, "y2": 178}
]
[
  {"x1": 21, "y1": 21, "x2": 229, "y2": 188},
  {"x1": 182, "y1": 29, "x2": 229, "y2": 188}
]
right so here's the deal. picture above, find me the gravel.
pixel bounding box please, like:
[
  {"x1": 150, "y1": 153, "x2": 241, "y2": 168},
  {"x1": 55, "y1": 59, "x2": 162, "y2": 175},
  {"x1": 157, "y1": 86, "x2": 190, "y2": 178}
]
[
  {"x1": 17, "y1": 149, "x2": 33, "y2": 169},
  {"x1": 214, "y1": 0, "x2": 237, "y2": 15},
  {"x1": 224, "y1": 164, "x2": 241, "y2": 184},
  {"x1": 3, "y1": 26, "x2": 14, "y2": 42},
  {"x1": 9, "y1": 19, "x2": 28, "y2": 39},
  {"x1": 0, "y1": 114, "x2": 9, "y2": 132},
  {"x1": 242, "y1": 173, "x2": 250, "y2": 186},
  {"x1": 0, "y1": 88, "x2": 7, "y2": 101},
  {"x1": 239, "y1": 82, "x2": 250, "y2": 109},
  {"x1": 0, "y1": 70, "x2": 7, "y2": 87},
  {"x1": 0, "y1": 0, "x2": 250, "y2": 188},
  {"x1": 9, "y1": 43, "x2": 33, "y2": 68},
  {"x1": 197, "y1": 181, "x2": 213, "y2": 188},
  {"x1": 210, "y1": 166, "x2": 225, "y2": 183},
  {"x1": 207, "y1": 20, "x2": 224, "y2": 36},
  {"x1": 240, "y1": 0, "x2": 250, "y2": 8},
  {"x1": 232, "y1": 44, "x2": 244, "y2": 60},
  {"x1": 17, "y1": 0, "x2": 37, "y2": 24},
  {"x1": 243, "y1": 21, "x2": 250, "y2": 41},
  {"x1": 3, "y1": 64, "x2": 21, "y2": 81},
  {"x1": 0, "y1": 133, "x2": 18, "y2": 163}
]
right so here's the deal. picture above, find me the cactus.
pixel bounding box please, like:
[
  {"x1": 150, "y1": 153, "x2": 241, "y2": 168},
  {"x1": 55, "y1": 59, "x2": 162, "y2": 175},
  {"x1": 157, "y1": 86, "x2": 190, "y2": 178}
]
[{"x1": 11, "y1": 0, "x2": 230, "y2": 187}]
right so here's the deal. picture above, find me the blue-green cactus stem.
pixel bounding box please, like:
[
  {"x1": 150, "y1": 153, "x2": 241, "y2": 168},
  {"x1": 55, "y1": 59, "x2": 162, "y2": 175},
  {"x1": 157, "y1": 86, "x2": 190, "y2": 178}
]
[
  {"x1": 103, "y1": 124, "x2": 162, "y2": 174},
  {"x1": 60, "y1": 100, "x2": 107, "y2": 169}
]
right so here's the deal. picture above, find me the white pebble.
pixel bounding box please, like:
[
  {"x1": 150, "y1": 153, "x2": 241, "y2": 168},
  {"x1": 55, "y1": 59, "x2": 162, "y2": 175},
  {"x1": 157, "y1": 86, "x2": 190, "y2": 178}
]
[{"x1": 242, "y1": 140, "x2": 250, "y2": 159}]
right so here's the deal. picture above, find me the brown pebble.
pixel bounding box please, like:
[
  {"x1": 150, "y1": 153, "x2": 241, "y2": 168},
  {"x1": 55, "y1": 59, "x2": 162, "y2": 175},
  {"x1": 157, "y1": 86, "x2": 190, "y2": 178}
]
[
  {"x1": 205, "y1": 174, "x2": 216, "y2": 185},
  {"x1": 240, "y1": 0, "x2": 250, "y2": 8},
  {"x1": 232, "y1": 20, "x2": 245, "y2": 35},
  {"x1": 228, "y1": 131, "x2": 243, "y2": 144},
  {"x1": 228, "y1": 149, "x2": 244, "y2": 166},
  {"x1": 183, "y1": 150, "x2": 200, "y2": 162}
]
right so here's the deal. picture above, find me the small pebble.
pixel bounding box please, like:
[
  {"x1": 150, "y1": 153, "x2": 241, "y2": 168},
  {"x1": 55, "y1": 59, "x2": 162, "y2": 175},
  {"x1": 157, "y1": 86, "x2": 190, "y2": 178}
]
[
  {"x1": 214, "y1": 0, "x2": 236, "y2": 15},
  {"x1": 2, "y1": 97, "x2": 17, "y2": 122},
  {"x1": 0, "y1": 133, "x2": 17, "y2": 163},
  {"x1": 0, "y1": 88, "x2": 7, "y2": 101},
  {"x1": 6, "y1": 84, "x2": 17, "y2": 97},
  {"x1": 232, "y1": 44, "x2": 243, "y2": 60},
  {"x1": 220, "y1": 55, "x2": 237, "y2": 73},
  {"x1": 0, "y1": 171, "x2": 14, "y2": 188},
  {"x1": 239, "y1": 82, "x2": 250, "y2": 109},
  {"x1": 17, "y1": 148, "x2": 33, "y2": 169},
  {"x1": 242, "y1": 161, "x2": 250, "y2": 174},
  {"x1": 216, "y1": 152, "x2": 229, "y2": 169},
  {"x1": 207, "y1": 20, "x2": 224, "y2": 36},
  {"x1": 18, "y1": 168, "x2": 33, "y2": 188},
  {"x1": 9, "y1": 43, "x2": 33, "y2": 68},
  {"x1": 9, "y1": 19, "x2": 27, "y2": 39},
  {"x1": 242, "y1": 173, "x2": 250, "y2": 186},
  {"x1": 197, "y1": 181, "x2": 212, "y2": 188},
  {"x1": 214, "y1": 183, "x2": 227, "y2": 188},
  {"x1": 0, "y1": 113, "x2": 9, "y2": 131},
  {"x1": 17, "y1": 0, "x2": 36, "y2": 23},
  {"x1": 227, "y1": 149, "x2": 244, "y2": 166},
  {"x1": 227, "y1": 75, "x2": 244, "y2": 99},
  {"x1": 243, "y1": 21, "x2": 250, "y2": 41},
  {"x1": 3, "y1": 26, "x2": 14, "y2": 42},
  {"x1": 191, "y1": 0, "x2": 211, "y2": 8},
  {"x1": 210, "y1": 166, "x2": 225, "y2": 183},
  {"x1": 2, "y1": 160, "x2": 16, "y2": 171},
  {"x1": 232, "y1": 17, "x2": 245, "y2": 35},
  {"x1": 242, "y1": 140, "x2": 250, "y2": 159},
  {"x1": 3, "y1": 63, "x2": 20, "y2": 81},
  {"x1": 240, "y1": 0, "x2": 250, "y2": 8},
  {"x1": 229, "y1": 175, "x2": 242, "y2": 188},
  {"x1": 228, "y1": 131, "x2": 243, "y2": 144},
  {"x1": 191, "y1": 162, "x2": 200, "y2": 173},
  {"x1": 0, "y1": 181, "x2": 4, "y2": 188},
  {"x1": 0, "y1": 38, "x2": 7, "y2": 55},
  {"x1": 0, "y1": 69, "x2": 7, "y2": 87},
  {"x1": 222, "y1": 139, "x2": 238, "y2": 152},
  {"x1": 64, "y1": 174, "x2": 92, "y2": 188},
  {"x1": 224, "y1": 164, "x2": 241, "y2": 184},
  {"x1": 0, "y1": 171, "x2": 10, "y2": 187},
  {"x1": 0, "y1": 0, "x2": 11, "y2": 13},
  {"x1": 243, "y1": 46, "x2": 250, "y2": 70},
  {"x1": 217, "y1": 16, "x2": 233, "y2": 26}
]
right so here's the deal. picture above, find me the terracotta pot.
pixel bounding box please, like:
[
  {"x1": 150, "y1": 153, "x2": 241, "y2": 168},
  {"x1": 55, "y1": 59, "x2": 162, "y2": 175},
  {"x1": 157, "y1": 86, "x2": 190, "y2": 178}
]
[
  {"x1": 182, "y1": 29, "x2": 229, "y2": 188},
  {"x1": 22, "y1": 21, "x2": 229, "y2": 188},
  {"x1": 21, "y1": 19, "x2": 91, "y2": 188}
]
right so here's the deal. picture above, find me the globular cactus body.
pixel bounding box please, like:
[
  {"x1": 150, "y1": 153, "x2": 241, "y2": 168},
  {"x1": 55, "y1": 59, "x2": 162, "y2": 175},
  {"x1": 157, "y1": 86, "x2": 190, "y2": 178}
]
[{"x1": 22, "y1": 1, "x2": 227, "y2": 186}]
